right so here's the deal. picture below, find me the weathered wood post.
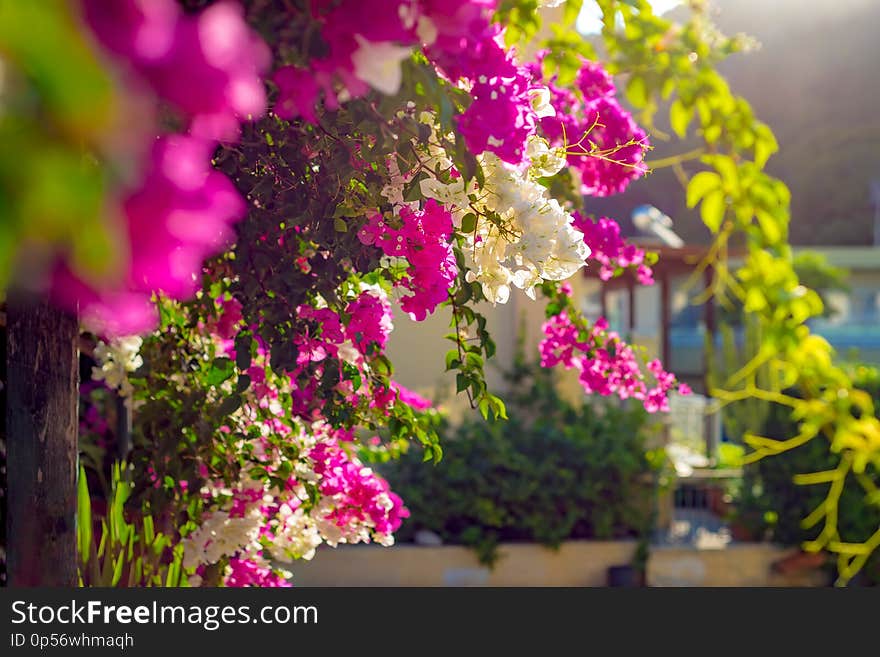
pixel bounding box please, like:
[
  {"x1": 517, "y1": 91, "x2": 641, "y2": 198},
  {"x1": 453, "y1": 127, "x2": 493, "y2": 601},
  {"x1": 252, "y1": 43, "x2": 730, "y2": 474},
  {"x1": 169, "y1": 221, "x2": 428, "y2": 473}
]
[{"x1": 5, "y1": 293, "x2": 79, "y2": 586}]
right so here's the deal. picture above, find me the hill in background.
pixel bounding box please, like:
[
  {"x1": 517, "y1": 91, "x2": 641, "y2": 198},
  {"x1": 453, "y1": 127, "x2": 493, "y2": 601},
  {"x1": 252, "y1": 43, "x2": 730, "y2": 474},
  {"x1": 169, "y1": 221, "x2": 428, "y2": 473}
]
[{"x1": 585, "y1": 0, "x2": 880, "y2": 246}]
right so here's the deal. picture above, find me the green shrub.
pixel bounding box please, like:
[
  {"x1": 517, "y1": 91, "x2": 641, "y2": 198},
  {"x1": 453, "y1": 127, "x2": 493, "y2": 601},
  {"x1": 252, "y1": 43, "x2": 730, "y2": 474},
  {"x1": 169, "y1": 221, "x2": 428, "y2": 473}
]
[{"x1": 382, "y1": 361, "x2": 661, "y2": 566}]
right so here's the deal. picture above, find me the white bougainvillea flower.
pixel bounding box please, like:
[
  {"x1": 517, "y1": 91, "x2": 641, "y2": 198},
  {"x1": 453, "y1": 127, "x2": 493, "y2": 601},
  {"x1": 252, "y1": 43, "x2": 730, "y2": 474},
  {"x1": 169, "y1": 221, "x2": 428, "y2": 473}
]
[
  {"x1": 419, "y1": 177, "x2": 474, "y2": 213},
  {"x1": 351, "y1": 35, "x2": 413, "y2": 95},
  {"x1": 526, "y1": 135, "x2": 567, "y2": 178},
  {"x1": 92, "y1": 335, "x2": 144, "y2": 397},
  {"x1": 528, "y1": 86, "x2": 556, "y2": 118}
]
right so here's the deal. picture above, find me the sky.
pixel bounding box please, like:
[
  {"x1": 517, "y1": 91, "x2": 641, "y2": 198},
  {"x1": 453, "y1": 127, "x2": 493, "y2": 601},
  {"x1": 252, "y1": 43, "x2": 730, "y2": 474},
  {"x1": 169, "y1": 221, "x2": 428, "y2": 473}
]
[{"x1": 577, "y1": 0, "x2": 683, "y2": 34}]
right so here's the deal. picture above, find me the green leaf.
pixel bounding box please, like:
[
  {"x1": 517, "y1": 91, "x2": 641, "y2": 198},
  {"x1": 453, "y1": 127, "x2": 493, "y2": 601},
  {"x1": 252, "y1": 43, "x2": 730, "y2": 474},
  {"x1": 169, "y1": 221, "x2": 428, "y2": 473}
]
[
  {"x1": 669, "y1": 99, "x2": 692, "y2": 138},
  {"x1": 206, "y1": 358, "x2": 235, "y2": 386},
  {"x1": 460, "y1": 213, "x2": 477, "y2": 234},
  {"x1": 708, "y1": 154, "x2": 738, "y2": 186},
  {"x1": 625, "y1": 75, "x2": 648, "y2": 108},
  {"x1": 142, "y1": 513, "x2": 155, "y2": 546},
  {"x1": 333, "y1": 217, "x2": 348, "y2": 232},
  {"x1": 217, "y1": 393, "x2": 242, "y2": 417},
  {"x1": 755, "y1": 209, "x2": 782, "y2": 244},
  {"x1": 745, "y1": 287, "x2": 766, "y2": 312},
  {"x1": 403, "y1": 171, "x2": 428, "y2": 202},
  {"x1": 492, "y1": 396, "x2": 508, "y2": 421},
  {"x1": 700, "y1": 189, "x2": 726, "y2": 232},
  {"x1": 166, "y1": 559, "x2": 180, "y2": 587},
  {"x1": 753, "y1": 123, "x2": 778, "y2": 169},
  {"x1": 563, "y1": 0, "x2": 584, "y2": 26},
  {"x1": 235, "y1": 335, "x2": 253, "y2": 371},
  {"x1": 686, "y1": 171, "x2": 721, "y2": 208},
  {"x1": 111, "y1": 550, "x2": 125, "y2": 587},
  {"x1": 77, "y1": 465, "x2": 92, "y2": 567}
]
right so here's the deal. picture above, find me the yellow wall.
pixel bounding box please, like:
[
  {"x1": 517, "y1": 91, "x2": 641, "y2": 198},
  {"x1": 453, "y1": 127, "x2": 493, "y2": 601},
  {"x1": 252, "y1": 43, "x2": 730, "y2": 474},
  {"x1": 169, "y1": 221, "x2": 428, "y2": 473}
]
[
  {"x1": 292, "y1": 541, "x2": 637, "y2": 587},
  {"x1": 385, "y1": 273, "x2": 607, "y2": 414},
  {"x1": 290, "y1": 541, "x2": 827, "y2": 587}
]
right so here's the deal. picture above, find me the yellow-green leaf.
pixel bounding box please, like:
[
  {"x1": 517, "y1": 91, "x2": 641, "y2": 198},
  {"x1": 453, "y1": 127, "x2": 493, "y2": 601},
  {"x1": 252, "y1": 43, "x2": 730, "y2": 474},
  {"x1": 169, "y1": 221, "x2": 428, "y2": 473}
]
[
  {"x1": 686, "y1": 171, "x2": 721, "y2": 208},
  {"x1": 755, "y1": 209, "x2": 782, "y2": 245},
  {"x1": 754, "y1": 123, "x2": 779, "y2": 168},
  {"x1": 700, "y1": 189, "x2": 726, "y2": 231},
  {"x1": 625, "y1": 75, "x2": 648, "y2": 109},
  {"x1": 670, "y1": 99, "x2": 692, "y2": 138}
]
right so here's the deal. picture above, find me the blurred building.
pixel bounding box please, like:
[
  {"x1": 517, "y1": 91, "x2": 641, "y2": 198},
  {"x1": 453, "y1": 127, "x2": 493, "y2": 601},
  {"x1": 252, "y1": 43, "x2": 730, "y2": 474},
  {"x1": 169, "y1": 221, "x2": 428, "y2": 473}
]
[{"x1": 800, "y1": 246, "x2": 880, "y2": 363}]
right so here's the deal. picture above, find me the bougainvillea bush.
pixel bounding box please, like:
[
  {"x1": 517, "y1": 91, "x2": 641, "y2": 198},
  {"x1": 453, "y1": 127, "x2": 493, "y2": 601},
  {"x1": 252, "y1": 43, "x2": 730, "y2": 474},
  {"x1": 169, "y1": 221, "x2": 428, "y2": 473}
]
[
  {"x1": 4, "y1": 0, "x2": 876, "y2": 586},
  {"x1": 4, "y1": 0, "x2": 684, "y2": 586}
]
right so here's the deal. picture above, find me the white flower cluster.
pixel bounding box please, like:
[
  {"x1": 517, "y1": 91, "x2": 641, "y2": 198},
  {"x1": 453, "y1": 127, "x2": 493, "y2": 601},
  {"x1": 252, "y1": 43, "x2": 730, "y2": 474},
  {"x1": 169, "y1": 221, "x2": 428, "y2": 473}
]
[
  {"x1": 463, "y1": 151, "x2": 588, "y2": 303},
  {"x1": 91, "y1": 336, "x2": 143, "y2": 397},
  {"x1": 268, "y1": 499, "x2": 324, "y2": 562},
  {"x1": 182, "y1": 504, "x2": 264, "y2": 571},
  {"x1": 406, "y1": 111, "x2": 589, "y2": 304},
  {"x1": 525, "y1": 134, "x2": 567, "y2": 178},
  {"x1": 311, "y1": 481, "x2": 397, "y2": 549},
  {"x1": 528, "y1": 86, "x2": 556, "y2": 119},
  {"x1": 182, "y1": 475, "x2": 318, "y2": 575}
]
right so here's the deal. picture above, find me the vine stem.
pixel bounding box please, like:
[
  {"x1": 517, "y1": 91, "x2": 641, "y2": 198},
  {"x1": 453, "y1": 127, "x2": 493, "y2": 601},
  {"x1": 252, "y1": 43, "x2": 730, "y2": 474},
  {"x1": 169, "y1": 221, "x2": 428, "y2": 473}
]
[
  {"x1": 647, "y1": 147, "x2": 705, "y2": 169},
  {"x1": 448, "y1": 287, "x2": 475, "y2": 408}
]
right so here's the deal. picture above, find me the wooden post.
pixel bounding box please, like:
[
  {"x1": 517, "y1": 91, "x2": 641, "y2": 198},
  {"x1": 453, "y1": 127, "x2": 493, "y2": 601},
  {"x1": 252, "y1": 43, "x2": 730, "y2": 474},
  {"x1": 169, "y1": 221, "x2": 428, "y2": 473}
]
[
  {"x1": 5, "y1": 293, "x2": 79, "y2": 587},
  {"x1": 660, "y1": 271, "x2": 671, "y2": 367},
  {"x1": 626, "y1": 276, "x2": 636, "y2": 341},
  {"x1": 703, "y1": 265, "x2": 719, "y2": 461}
]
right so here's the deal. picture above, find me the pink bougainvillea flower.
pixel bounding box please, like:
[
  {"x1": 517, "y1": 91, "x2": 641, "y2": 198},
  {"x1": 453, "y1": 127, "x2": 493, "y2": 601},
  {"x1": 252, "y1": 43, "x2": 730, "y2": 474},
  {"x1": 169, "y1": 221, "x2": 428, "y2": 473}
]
[
  {"x1": 51, "y1": 135, "x2": 247, "y2": 337},
  {"x1": 85, "y1": 0, "x2": 269, "y2": 141},
  {"x1": 272, "y1": 65, "x2": 320, "y2": 123},
  {"x1": 532, "y1": 57, "x2": 649, "y2": 196},
  {"x1": 538, "y1": 311, "x2": 685, "y2": 413},
  {"x1": 390, "y1": 381, "x2": 433, "y2": 410},
  {"x1": 572, "y1": 212, "x2": 654, "y2": 285}
]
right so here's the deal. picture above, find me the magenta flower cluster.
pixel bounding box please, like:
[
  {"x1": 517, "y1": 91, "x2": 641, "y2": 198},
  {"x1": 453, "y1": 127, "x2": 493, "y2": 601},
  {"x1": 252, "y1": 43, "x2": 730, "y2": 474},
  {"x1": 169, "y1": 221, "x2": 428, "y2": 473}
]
[
  {"x1": 571, "y1": 212, "x2": 654, "y2": 285},
  {"x1": 273, "y1": 0, "x2": 552, "y2": 189},
  {"x1": 530, "y1": 57, "x2": 649, "y2": 196},
  {"x1": 273, "y1": 0, "x2": 498, "y2": 123},
  {"x1": 52, "y1": 0, "x2": 269, "y2": 336},
  {"x1": 539, "y1": 313, "x2": 690, "y2": 413},
  {"x1": 432, "y1": 26, "x2": 538, "y2": 165},
  {"x1": 345, "y1": 291, "x2": 395, "y2": 353},
  {"x1": 291, "y1": 297, "x2": 393, "y2": 416},
  {"x1": 181, "y1": 298, "x2": 417, "y2": 586},
  {"x1": 82, "y1": 0, "x2": 269, "y2": 141},
  {"x1": 225, "y1": 558, "x2": 292, "y2": 588},
  {"x1": 358, "y1": 200, "x2": 458, "y2": 320},
  {"x1": 310, "y1": 439, "x2": 410, "y2": 538}
]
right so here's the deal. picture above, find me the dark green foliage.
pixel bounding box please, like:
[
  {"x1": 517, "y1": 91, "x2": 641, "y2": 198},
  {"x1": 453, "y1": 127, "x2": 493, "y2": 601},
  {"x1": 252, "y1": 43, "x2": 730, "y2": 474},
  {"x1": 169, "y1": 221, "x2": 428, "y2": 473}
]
[{"x1": 383, "y1": 359, "x2": 659, "y2": 566}]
